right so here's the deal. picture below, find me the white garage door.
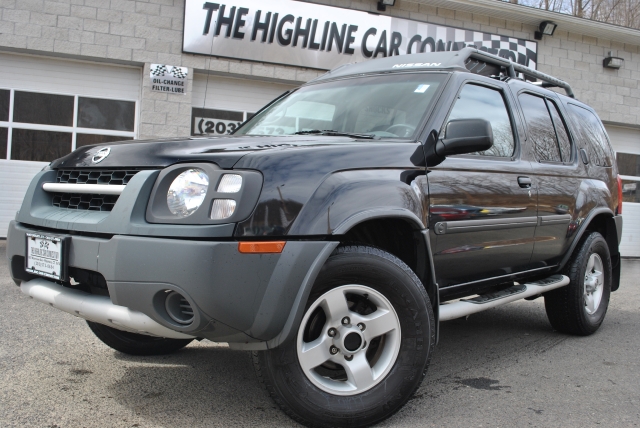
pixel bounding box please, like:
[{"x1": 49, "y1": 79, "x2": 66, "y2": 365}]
[
  {"x1": 605, "y1": 124, "x2": 640, "y2": 257},
  {"x1": 0, "y1": 52, "x2": 141, "y2": 238},
  {"x1": 191, "y1": 74, "x2": 296, "y2": 136}
]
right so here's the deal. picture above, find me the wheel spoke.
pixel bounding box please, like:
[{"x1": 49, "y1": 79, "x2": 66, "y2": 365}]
[
  {"x1": 586, "y1": 254, "x2": 595, "y2": 273},
  {"x1": 359, "y1": 309, "x2": 398, "y2": 341},
  {"x1": 343, "y1": 352, "x2": 375, "y2": 390},
  {"x1": 299, "y1": 336, "x2": 332, "y2": 371},
  {"x1": 584, "y1": 292, "x2": 596, "y2": 314},
  {"x1": 320, "y1": 289, "x2": 351, "y2": 325}
]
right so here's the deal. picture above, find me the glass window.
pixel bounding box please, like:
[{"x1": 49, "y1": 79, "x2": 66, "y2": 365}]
[
  {"x1": 621, "y1": 180, "x2": 640, "y2": 203},
  {"x1": 13, "y1": 91, "x2": 74, "y2": 126},
  {"x1": 236, "y1": 74, "x2": 446, "y2": 139},
  {"x1": 567, "y1": 104, "x2": 613, "y2": 167},
  {"x1": 0, "y1": 89, "x2": 9, "y2": 122},
  {"x1": 447, "y1": 84, "x2": 515, "y2": 157},
  {"x1": 518, "y1": 93, "x2": 561, "y2": 162},
  {"x1": 191, "y1": 108, "x2": 244, "y2": 136},
  {"x1": 11, "y1": 129, "x2": 72, "y2": 162},
  {"x1": 77, "y1": 97, "x2": 135, "y2": 131},
  {"x1": 547, "y1": 101, "x2": 572, "y2": 162},
  {"x1": 76, "y1": 134, "x2": 133, "y2": 148},
  {"x1": 617, "y1": 153, "x2": 640, "y2": 177},
  {"x1": 0, "y1": 127, "x2": 7, "y2": 159}
]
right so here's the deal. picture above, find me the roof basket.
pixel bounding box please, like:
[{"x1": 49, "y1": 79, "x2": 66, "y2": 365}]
[{"x1": 462, "y1": 48, "x2": 575, "y2": 98}]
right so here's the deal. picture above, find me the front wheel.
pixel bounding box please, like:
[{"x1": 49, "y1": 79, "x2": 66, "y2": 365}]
[
  {"x1": 544, "y1": 231, "x2": 612, "y2": 335},
  {"x1": 253, "y1": 245, "x2": 435, "y2": 428}
]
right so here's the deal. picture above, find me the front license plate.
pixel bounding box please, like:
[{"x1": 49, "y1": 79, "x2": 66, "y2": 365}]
[{"x1": 25, "y1": 233, "x2": 67, "y2": 281}]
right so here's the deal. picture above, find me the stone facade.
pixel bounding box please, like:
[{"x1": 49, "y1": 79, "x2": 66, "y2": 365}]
[{"x1": 1, "y1": 0, "x2": 639, "y2": 138}]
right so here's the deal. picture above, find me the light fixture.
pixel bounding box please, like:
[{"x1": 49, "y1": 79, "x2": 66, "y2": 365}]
[
  {"x1": 534, "y1": 21, "x2": 557, "y2": 40},
  {"x1": 603, "y1": 51, "x2": 624, "y2": 69},
  {"x1": 377, "y1": 0, "x2": 396, "y2": 12}
]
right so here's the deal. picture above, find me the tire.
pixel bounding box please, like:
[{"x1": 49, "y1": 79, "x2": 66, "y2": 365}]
[
  {"x1": 87, "y1": 321, "x2": 193, "y2": 356},
  {"x1": 544, "y1": 231, "x2": 612, "y2": 336},
  {"x1": 253, "y1": 245, "x2": 435, "y2": 428}
]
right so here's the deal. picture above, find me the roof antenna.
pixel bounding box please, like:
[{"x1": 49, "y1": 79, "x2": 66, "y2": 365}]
[{"x1": 201, "y1": 12, "x2": 218, "y2": 135}]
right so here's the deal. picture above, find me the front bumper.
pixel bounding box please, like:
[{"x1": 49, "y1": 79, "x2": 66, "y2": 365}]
[{"x1": 8, "y1": 221, "x2": 338, "y2": 347}]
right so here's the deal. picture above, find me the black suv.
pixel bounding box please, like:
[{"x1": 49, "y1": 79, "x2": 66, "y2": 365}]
[{"x1": 7, "y1": 48, "x2": 623, "y2": 427}]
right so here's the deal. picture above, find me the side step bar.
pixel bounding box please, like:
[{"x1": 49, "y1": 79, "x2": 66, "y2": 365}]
[
  {"x1": 21, "y1": 278, "x2": 195, "y2": 339},
  {"x1": 439, "y1": 275, "x2": 570, "y2": 321}
]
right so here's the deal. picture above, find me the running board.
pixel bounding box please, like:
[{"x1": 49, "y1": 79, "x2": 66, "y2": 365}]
[
  {"x1": 439, "y1": 275, "x2": 570, "y2": 321},
  {"x1": 21, "y1": 278, "x2": 195, "y2": 339}
]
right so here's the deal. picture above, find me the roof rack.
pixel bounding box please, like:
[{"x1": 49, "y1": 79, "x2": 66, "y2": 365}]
[{"x1": 465, "y1": 48, "x2": 575, "y2": 98}]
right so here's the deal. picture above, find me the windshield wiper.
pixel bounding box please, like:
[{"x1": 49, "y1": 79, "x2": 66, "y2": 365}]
[{"x1": 293, "y1": 129, "x2": 376, "y2": 139}]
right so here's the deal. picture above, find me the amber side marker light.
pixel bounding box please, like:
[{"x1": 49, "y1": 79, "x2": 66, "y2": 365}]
[{"x1": 238, "y1": 241, "x2": 286, "y2": 254}]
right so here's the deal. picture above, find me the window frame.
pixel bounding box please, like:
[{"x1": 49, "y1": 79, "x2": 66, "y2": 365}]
[
  {"x1": 441, "y1": 78, "x2": 520, "y2": 162},
  {"x1": 517, "y1": 90, "x2": 575, "y2": 166},
  {"x1": 0, "y1": 88, "x2": 138, "y2": 161}
]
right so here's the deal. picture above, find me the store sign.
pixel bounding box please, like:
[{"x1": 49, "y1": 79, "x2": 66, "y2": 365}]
[
  {"x1": 183, "y1": 0, "x2": 537, "y2": 71},
  {"x1": 194, "y1": 116, "x2": 242, "y2": 135},
  {"x1": 150, "y1": 64, "x2": 189, "y2": 94}
]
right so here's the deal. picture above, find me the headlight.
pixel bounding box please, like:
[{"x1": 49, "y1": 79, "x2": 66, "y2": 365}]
[
  {"x1": 217, "y1": 174, "x2": 243, "y2": 193},
  {"x1": 167, "y1": 168, "x2": 209, "y2": 217},
  {"x1": 210, "y1": 199, "x2": 237, "y2": 220}
]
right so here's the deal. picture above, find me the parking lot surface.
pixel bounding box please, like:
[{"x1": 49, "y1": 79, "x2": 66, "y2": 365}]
[{"x1": 1, "y1": 240, "x2": 639, "y2": 427}]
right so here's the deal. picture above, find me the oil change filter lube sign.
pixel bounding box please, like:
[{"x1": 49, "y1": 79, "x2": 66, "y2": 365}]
[
  {"x1": 150, "y1": 64, "x2": 189, "y2": 94},
  {"x1": 183, "y1": 0, "x2": 537, "y2": 71}
]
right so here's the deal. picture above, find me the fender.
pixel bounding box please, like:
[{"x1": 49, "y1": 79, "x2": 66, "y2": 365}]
[
  {"x1": 287, "y1": 169, "x2": 426, "y2": 236},
  {"x1": 558, "y1": 207, "x2": 615, "y2": 271}
]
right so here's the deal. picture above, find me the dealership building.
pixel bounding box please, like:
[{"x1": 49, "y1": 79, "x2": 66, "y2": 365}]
[{"x1": 1, "y1": 0, "x2": 639, "y2": 255}]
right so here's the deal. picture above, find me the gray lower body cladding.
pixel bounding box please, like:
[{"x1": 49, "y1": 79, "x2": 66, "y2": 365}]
[{"x1": 8, "y1": 221, "x2": 337, "y2": 345}]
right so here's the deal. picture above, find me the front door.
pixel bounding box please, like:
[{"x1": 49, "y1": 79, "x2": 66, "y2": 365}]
[{"x1": 428, "y1": 82, "x2": 536, "y2": 288}]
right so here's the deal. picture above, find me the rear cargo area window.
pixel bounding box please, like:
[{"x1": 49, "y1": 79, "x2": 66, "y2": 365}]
[{"x1": 567, "y1": 104, "x2": 613, "y2": 167}]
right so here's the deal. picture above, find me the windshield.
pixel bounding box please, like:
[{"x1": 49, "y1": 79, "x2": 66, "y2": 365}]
[{"x1": 235, "y1": 73, "x2": 446, "y2": 139}]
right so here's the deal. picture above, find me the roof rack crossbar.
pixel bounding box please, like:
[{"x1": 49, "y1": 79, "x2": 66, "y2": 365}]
[{"x1": 466, "y1": 48, "x2": 574, "y2": 98}]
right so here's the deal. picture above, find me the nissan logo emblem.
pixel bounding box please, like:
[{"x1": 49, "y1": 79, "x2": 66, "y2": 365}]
[{"x1": 92, "y1": 147, "x2": 111, "y2": 164}]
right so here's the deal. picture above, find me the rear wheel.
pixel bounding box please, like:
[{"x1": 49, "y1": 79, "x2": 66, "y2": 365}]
[
  {"x1": 544, "y1": 232, "x2": 612, "y2": 335},
  {"x1": 253, "y1": 245, "x2": 434, "y2": 428},
  {"x1": 87, "y1": 321, "x2": 193, "y2": 356}
]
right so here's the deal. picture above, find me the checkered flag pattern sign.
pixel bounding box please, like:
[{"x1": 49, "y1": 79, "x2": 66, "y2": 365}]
[{"x1": 150, "y1": 64, "x2": 189, "y2": 79}]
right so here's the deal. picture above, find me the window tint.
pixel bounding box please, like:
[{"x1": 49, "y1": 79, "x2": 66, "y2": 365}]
[
  {"x1": 14, "y1": 91, "x2": 74, "y2": 126},
  {"x1": 518, "y1": 93, "x2": 561, "y2": 162},
  {"x1": 567, "y1": 104, "x2": 613, "y2": 167},
  {"x1": 11, "y1": 129, "x2": 72, "y2": 162},
  {"x1": 0, "y1": 127, "x2": 7, "y2": 159},
  {"x1": 0, "y1": 89, "x2": 9, "y2": 122},
  {"x1": 548, "y1": 101, "x2": 572, "y2": 162},
  {"x1": 447, "y1": 84, "x2": 515, "y2": 157},
  {"x1": 76, "y1": 134, "x2": 133, "y2": 148},
  {"x1": 77, "y1": 97, "x2": 135, "y2": 131}
]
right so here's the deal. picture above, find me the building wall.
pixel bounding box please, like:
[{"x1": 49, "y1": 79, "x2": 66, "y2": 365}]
[{"x1": 1, "y1": 0, "x2": 639, "y2": 140}]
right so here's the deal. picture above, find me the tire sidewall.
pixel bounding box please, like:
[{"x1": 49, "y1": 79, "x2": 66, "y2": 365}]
[{"x1": 262, "y1": 247, "x2": 434, "y2": 426}]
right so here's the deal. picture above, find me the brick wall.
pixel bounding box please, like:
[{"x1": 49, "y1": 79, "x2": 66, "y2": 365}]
[{"x1": 1, "y1": 0, "x2": 639, "y2": 138}]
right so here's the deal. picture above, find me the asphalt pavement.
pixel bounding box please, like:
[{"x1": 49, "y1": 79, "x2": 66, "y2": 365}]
[{"x1": 1, "y1": 240, "x2": 639, "y2": 427}]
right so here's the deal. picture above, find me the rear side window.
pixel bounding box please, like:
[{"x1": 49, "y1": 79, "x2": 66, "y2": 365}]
[
  {"x1": 447, "y1": 84, "x2": 515, "y2": 157},
  {"x1": 518, "y1": 93, "x2": 562, "y2": 162},
  {"x1": 567, "y1": 104, "x2": 613, "y2": 167},
  {"x1": 547, "y1": 101, "x2": 572, "y2": 162}
]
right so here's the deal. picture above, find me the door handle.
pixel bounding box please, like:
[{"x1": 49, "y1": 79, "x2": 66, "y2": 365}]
[{"x1": 517, "y1": 176, "x2": 532, "y2": 188}]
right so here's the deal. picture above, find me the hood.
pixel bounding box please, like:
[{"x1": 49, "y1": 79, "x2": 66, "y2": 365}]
[{"x1": 50, "y1": 135, "x2": 371, "y2": 170}]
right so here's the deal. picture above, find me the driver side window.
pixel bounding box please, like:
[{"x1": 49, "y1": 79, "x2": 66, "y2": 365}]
[{"x1": 447, "y1": 84, "x2": 515, "y2": 157}]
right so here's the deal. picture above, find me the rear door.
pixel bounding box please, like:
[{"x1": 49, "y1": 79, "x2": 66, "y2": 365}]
[
  {"x1": 517, "y1": 91, "x2": 582, "y2": 267},
  {"x1": 428, "y1": 78, "x2": 536, "y2": 288}
]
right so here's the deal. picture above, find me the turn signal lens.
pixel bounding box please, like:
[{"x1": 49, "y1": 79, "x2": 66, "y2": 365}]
[
  {"x1": 217, "y1": 174, "x2": 243, "y2": 193},
  {"x1": 210, "y1": 199, "x2": 236, "y2": 219},
  {"x1": 617, "y1": 174, "x2": 623, "y2": 215},
  {"x1": 238, "y1": 242, "x2": 286, "y2": 254}
]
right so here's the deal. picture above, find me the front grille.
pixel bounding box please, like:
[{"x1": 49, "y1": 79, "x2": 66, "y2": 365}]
[
  {"x1": 51, "y1": 169, "x2": 141, "y2": 212},
  {"x1": 52, "y1": 193, "x2": 119, "y2": 211},
  {"x1": 56, "y1": 169, "x2": 140, "y2": 185}
]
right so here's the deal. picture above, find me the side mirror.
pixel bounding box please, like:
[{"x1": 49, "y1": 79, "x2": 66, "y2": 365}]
[{"x1": 435, "y1": 118, "x2": 493, "y2": 157}]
